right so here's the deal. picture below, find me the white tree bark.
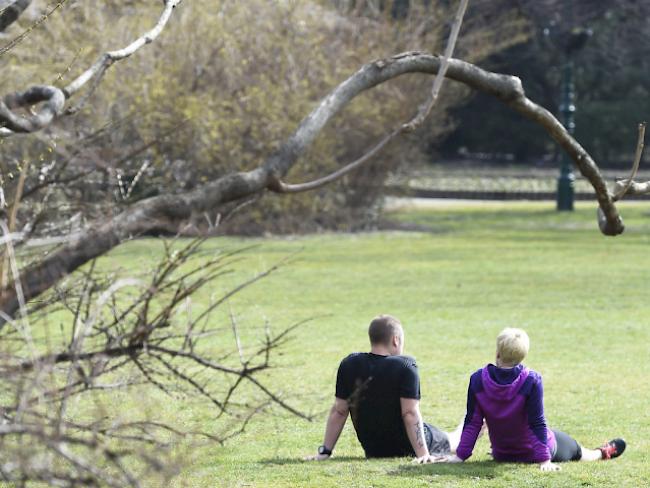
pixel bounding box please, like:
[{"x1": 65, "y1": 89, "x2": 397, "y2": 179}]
[{"x1": 0, "y1": 0, "x2": 181, "y2": 136}]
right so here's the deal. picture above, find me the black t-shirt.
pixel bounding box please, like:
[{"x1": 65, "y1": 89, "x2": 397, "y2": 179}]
[{"x1": 335, "y1": 352, "x2": 421, "y2": 458}]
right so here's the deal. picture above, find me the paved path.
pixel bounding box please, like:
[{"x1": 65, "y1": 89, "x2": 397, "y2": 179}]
[
  {"x1": 383, "y1": 197, "x2": 552, "y2": 210},
  {"x1": 383, "y1": 197, "x2": 648, "y2": 211}
]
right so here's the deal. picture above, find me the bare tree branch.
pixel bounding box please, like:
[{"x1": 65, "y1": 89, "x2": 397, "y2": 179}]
[
  {"x1": 613, "y1": 122, "x2": 647, "y2": 199},
  {"x1": 62, "y1": 0, "x2": 182, "y2": 99},
  {"x1": 266, "y1": 53, "x2": 622, "y2": 236},
  {"x1": 0, "y1": 236, "x2": 310, "y2": 485},
  {"x1": 0, "y1": 159, "x2": 29, "y2": 287},
  {"x1": 0, "y1": 0, "x2": 181, "y2": 137},
  {"x1": 0, "y1": 50, "x2": 630, "y2": 320},
  {"x1": 0, "y1": 0, "x2": 32, "y2": 33},
  {"x1": 146, "y1": 345, "x2": 310, "y2": 420},
  {"x1": 0, "y1": 0, "x2": 67, "y2": 56},
  {"x1": 402, "y1": 0, "x2": 469, "y2": 131},
  {"x1": 268, "y1": 126, "x2": 401, "y2": 194}
]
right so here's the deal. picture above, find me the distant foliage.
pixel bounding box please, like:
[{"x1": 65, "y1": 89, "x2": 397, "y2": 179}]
[
  {"x1": 1, "y1": 0, "x2": 524, "y2": 234},
  {"x1": 442, "y1": 0, "x2": 650, "y2": 166}
]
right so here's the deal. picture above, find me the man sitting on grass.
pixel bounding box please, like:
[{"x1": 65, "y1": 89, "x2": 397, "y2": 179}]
[
  {"x1": 435, "y1": 327, "x2": 626, "y2": 471},
  {"x1": 305, "y1": 314, "x2": 462, "y2": 463}
]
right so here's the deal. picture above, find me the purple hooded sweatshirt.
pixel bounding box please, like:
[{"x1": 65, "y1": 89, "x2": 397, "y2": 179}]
[{"x1": 456, "y1": 364, "x2": 556, "y2": 463}]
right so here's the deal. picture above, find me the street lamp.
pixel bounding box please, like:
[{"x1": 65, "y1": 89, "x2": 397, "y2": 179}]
[
  {"x1": 555, "y1": 27, "x2": 592, "y2": 211},
  {"x1": 557, "y1": 61, "x2": 576, "y2": 211}
]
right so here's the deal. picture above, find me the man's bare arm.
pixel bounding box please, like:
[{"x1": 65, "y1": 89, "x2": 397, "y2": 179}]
[
  {"x1": 400, "y1": 397, "x2": 430, "y2": 461},
  {"x1": 305, "y1": 397, "x2": 349, "y2": 460}
]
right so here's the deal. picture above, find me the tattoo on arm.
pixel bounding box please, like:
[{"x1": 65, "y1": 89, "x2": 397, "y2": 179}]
[{"x1": 414, "y1": 420, "x2": 425, "y2": 448}]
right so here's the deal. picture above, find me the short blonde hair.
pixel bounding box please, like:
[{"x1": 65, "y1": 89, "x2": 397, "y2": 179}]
[{"x1": 496, "y1": 328, "x2": 529, "y2": 365}]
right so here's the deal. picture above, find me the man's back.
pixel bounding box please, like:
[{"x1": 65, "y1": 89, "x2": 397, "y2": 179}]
[{"x1": 335, "y1": 352, "x2": 420, "y2": 458}]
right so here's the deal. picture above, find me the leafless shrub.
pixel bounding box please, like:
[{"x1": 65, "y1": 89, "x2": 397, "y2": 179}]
[{"x1": 0, "y1": 236, "x2": 308, "y2": 486}]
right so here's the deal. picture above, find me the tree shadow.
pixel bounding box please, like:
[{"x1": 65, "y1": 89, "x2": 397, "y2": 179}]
[
  {"x1": 263, "y1": 457, "x2": 505, "y2": 480},
  {"x1": 261, "y1": 456, "x2": 368, "y2": 465},
  {"x1": 389, "y1": 460, "x2": 502, "y2": 479}
]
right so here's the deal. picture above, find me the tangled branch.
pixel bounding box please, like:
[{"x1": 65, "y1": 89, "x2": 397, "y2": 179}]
[
  {"x1": 0, "y1": 237, "x2": 308, "y2": 486},
  {"x1": 0, "y1": 0, "x2": 181, "y2": 136}
]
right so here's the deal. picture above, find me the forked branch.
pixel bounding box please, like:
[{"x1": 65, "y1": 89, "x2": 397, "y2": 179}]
[
  {"x1": 0, "y1": 0, "x2": 181, "y2": 137},
  {"x1": 613, "y1": 122, "x2": 647, "y2": 199},
  {"x1": 62, "y1": 0, "x2": 182, "y2": 101},
  {"x1": 269, "y1": 0, "x2": 470, "y2": 194},
  {"x1": 267, "y1": 128, "x2": 400, "y2": 193}
]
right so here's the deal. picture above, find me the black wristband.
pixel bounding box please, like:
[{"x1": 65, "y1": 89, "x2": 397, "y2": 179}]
[{"x1": 318, "y1": 445, "x2": 332, "y2": 456}]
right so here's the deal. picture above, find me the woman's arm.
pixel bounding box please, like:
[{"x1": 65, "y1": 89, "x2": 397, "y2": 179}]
[
  {"x1": 526, "y1": 376, "x2": 553, "y2": 463},
  {"x1": 455, "y1": 375, "x2": 484, "y2": 461}
]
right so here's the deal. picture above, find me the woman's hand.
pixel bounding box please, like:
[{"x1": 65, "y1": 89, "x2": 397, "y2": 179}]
[{"x1": 539, "y1": 460, "x2": 561, "y2": 472}]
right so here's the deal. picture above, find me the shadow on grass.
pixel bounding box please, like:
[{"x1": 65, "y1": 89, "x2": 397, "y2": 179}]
[
  {"x1": 261, "y1": 456, "x2": 368, "y2": 465},
  {"x1": 389, "y1": 460, "x2": 501, "y2": 479},
  {"x1": 262, "y1": 457, "x2": 503, "y2": 480}
]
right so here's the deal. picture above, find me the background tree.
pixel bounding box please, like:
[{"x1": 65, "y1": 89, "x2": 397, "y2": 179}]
[{"x1": 441, "y1": 0, "x2": 650, "y2": 165}]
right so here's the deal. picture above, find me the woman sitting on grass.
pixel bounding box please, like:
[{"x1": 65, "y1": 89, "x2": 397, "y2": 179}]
[{"x1": 436, "y1": 328, "x2": 625, "y2": 471}]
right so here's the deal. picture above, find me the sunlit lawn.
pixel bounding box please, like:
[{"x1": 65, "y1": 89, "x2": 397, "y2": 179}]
[{"x1": 98, "y1": 201, "x2": 650, "y2": 487}]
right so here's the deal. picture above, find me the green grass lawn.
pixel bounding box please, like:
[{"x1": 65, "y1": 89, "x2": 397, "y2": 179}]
[{"x1": 98, "y1": 201, "x2": 650, "y2": 487}]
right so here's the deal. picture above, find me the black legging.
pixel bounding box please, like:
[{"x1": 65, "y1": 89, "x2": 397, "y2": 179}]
[{"x1": 551, "y1": 429, "x2": 583, "y2": 462}]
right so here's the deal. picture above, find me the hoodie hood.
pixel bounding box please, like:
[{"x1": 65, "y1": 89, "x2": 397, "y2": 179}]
[{"x1": 481, "y1": 364, "x2": 529, "y2": 401}]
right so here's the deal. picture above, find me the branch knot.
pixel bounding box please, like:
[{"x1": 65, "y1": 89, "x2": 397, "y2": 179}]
[{"x1": 0, "y1": 85, "x2": 65, "y2": 133}]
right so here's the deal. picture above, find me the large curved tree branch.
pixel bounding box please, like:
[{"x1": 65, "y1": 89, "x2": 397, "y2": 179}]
[
  {"x1": 267, "y1": 128, "x2": 401, "y2": 193},
  {"x1": 0, "y1": 0, "x2": 181, "y2": 136},
  {"x1": 267, "y1": 52, "x2": 623, "y2": 234},
  {"x1": 0, "y1": 52, "x2": 628, "y2": 320}
]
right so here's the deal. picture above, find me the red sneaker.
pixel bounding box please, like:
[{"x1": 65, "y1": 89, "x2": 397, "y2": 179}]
[{"x1": 599, "y1": 438, "x2": 626, "y2": 460}]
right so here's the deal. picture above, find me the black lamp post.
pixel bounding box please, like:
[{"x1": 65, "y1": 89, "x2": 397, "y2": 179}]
[
  {"x1": 557, "y1": 61, "x2": 576, "y2": 211},
  {"x1": 555, "y1": 27, "x2": 592, "y2": 211}
]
